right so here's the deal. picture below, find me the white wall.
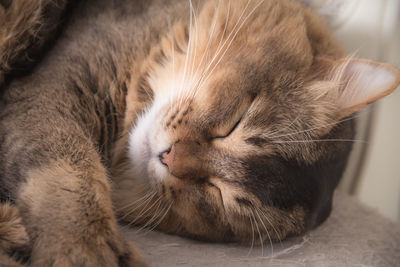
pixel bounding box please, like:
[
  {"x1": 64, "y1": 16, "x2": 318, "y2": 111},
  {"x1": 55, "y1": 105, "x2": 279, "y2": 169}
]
[{"x1": 333, "y1": 0, "x2": 400, "y2": 221}]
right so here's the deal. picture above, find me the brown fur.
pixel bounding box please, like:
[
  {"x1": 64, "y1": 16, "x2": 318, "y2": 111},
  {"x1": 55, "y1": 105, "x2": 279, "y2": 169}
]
[
  {"x1": 0, "y1": 0, "x2": 399, "y2": 265},
  {"x1": 112, "y1": 0, "x2": 349, "y2": 242},
  {"x1": 0, "y1": 0, "x2": 69, "y2": 86},
  {"x1": 0, "y1": 203, "x2": 29, "y2": 266},
  {"x1": 17, "y1": 161, "x2": 146, "y2": 266}
]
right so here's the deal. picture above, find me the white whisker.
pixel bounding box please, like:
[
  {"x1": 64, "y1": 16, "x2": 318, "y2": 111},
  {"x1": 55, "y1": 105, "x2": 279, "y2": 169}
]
[
  {"x1": 189, "y1": 0, "x2": 231, "y2": 101},
  {"x1": 190, "y1": 0, "x2": 222, "y2": 99},
  {"x1": 204, "y1": 0, "x2": 252, "y2": 74},
  {"x1": 268, "y1": 113, "x2": 362, "y2": 139},
  {"x1": 194, "y1": 0, "x2": 252, "y2": 94},
  {"x1": 254, "y1": 207, "x2": 274, "y2": 257},
  {"x1": 120, "y1": 191, "x2": 157, "y2": 220},
  {"x1": 168, "y1": 19, "x2": 176, "y2": 111},
  {"x1": 196, "y1": 0, "x2": 265, "y2": 94},
  {"x1": 247, "y1": 211, "x2": 255, "y2": 257},
  {"x1": 181, "y1": 0, "x2": 197, "y2": 108},
  {"x1": 193, "y1": 0, "x2": 266, "y2": 101},
  {"x1": 135, "y1": 196, "x2": 164, "y2": 234},
  {"x1": 216, "y1": 0, "x2": 231, "y2": 57},
  {"x1": 271, "y1": 139, "x2": 366, "y2": 144},
  {"x1": 148, "y1": 201, "x2": 174, "y2": 233},
  {"x1": 250, "y1": 209, "x2": 264, "y2": 257},
  {"x1": 188, "y1": 0, "x2": 199, "y2": 92},
  {"x1": 178, "y1": 0, "x2": 194, "y2": 110},
  {"x1": 116, "y1": 188, "x2": 152, "y2": 212},
  {"x1": 132, "y1": 195, "x2": 163, "y2": 225},
  {"x1": 125, "y1": 192, "x2": 158, "y2": 223},
  {"x1": 271, "y1": 114, "x2": 301, "y2": 137}
]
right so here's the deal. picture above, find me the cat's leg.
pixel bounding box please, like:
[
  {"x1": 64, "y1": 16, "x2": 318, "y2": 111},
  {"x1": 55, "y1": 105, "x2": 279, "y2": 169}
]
[
  {"x1": 16, "y1": 159, "x2": 147, "y2": 266},
  {"x1": 1, "y1": 80, "x2": 147, "y2": 265}
]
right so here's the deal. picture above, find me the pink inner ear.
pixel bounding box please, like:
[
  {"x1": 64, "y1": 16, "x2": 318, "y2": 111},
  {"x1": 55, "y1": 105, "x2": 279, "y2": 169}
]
[{"x1": 336, "y1": 58, "x2": 400, "y2": 117}]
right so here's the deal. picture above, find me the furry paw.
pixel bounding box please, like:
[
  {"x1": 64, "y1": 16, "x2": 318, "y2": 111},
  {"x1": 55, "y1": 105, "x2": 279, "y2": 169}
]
[
  {"x1": 0, "y1": 203, "x2": 30, "y2": 265},
  {"x1": 30, "y1": 237, "x2": 147, "y2": 267}
]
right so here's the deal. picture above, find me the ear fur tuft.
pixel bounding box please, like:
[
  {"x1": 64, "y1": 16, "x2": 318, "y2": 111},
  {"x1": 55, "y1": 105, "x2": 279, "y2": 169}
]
[
  {"x1": 332, "y1": 58, "x2": 400, "y2": 118},
  {"x1": 310, "y1": 57, "x2": 400, "y2": 119}
]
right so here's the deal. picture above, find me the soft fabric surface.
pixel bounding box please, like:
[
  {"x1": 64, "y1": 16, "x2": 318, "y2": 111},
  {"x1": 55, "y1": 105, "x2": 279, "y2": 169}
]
[{"x1": 124, "y1": 191, "x2": 400, "y2": 266}]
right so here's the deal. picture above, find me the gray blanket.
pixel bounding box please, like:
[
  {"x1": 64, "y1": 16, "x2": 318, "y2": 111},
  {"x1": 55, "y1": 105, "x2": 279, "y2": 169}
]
[{"x1": 124, "y1": 191, "x2": 400, "y2": 266}]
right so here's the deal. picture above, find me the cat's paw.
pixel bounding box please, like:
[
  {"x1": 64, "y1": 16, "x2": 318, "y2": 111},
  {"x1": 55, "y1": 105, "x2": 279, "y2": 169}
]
[
  {"x1": 120, "y1": 241, "x2": 148, "y2": 267},
  {"x1": 0, "y1": 203, "x2": 30, "y2": 265},
  {"x1": 29, "y1": 233, "x2": 147, "y2": 267}
]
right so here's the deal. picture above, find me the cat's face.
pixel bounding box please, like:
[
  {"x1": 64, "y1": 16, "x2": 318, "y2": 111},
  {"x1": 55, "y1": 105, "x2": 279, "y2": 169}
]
[{"x1": 114, "y1": 0, "x2": 400, "y2": 243}]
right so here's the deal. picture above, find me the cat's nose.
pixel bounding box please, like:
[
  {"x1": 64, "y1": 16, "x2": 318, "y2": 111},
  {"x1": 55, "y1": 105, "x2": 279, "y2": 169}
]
[
  {"x1": 159, "y1": 146, "x2": 174, "y2": 170},
  {"x1": 158, "y1": 141, "x2": 210, "y2": 180}
]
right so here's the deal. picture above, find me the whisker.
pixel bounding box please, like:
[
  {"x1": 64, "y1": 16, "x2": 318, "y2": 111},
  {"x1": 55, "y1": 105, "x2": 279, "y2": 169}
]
[
  {"x1": 271, "y1": 114, "x2": 301, "y2": 137},
  {"x1": 180, "y1": 0, "x2": 197, "y2": 108},
  {"x1": 189, "y1": 0, "x2": 231, "y2": 102},
  {"x1": 168, "y1": 19, "x2": 175, "y2": 111},
  {"x1": 196, "y1": 0, "x2": 265, "y2": 95},
  {"x1": 122, "y1": 191, "x2": 157, "y2": 222},
  {"x1": 215, "y1": 0, "x2": 231, "y2": 57},
  {"x1": 254, "y1": 207, "x2": 274, "y2": 257},
  {"x1": 129, "y1": 195, "x2": 163, "y2": 226},
  {"x1": 188, "y1": 0, "x2": 225, "y2": 102},
  {"x1": 256, "y1": 207, "x2": 282, "y2": 248},
  {"x1": 116, "y1": 188, "x2": 152, "y2": 212},
  {"x1": 190, "y1": 0, "x2": 222, "y2": 97},
  {"x1": 204, "y1": 0, "x2": 252, "y2": 72},
  {"x1": 119, "y1": 190, "x2": 155, "y2": 214},
  {"x1": 188, "y1": 0, "x2": 199, "y2": 91},
  {"x1": 250, "y1": 209, "x2": 264, "y2": 257},
  {"x1": 135, "y1": 196, "x2": 164, "y2": 234},
  {"x1": 120, "y1": 194, "x2": 156, "y2": 221},
  {"x1": 271, "y1": 139, "x2": 366, "y2": 144},
  {"x1": 192, "y1": 0, "x2": 253, "y2": 100},
  {"x1": 178, "y1": 0, "x2": 194, "y2": 110},
  {"x1": 247, "y1": 211, "x2": 255, "y2": 257},
  {"x1": 267, "y1": 112, "x2": 364, "y2": 140},
  {"x1": 147, "y1": 201, "x2": 174, "y2": 233}
]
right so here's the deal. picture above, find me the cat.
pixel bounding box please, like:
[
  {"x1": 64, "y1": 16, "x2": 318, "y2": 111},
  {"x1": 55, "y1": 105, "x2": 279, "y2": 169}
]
[{"x1": 1, "y1": 0, "x2": 400, "y2": 266}]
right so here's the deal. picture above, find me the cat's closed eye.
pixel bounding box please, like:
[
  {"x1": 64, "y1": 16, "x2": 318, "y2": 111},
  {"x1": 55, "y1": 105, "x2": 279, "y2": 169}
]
[{"x1": 214, "y1": 117, "x2": 242, "y2": 139}]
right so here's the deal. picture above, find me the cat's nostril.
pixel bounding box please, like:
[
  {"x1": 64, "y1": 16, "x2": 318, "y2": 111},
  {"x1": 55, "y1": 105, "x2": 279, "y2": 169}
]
[{"x1": 159, "y1": 146, "x2": 174, "y2": 169}]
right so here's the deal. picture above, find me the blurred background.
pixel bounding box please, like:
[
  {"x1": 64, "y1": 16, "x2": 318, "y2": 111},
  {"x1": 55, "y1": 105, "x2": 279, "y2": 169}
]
[{"x1": 306, "y1": 0, "x2": 400, "y2": 221}]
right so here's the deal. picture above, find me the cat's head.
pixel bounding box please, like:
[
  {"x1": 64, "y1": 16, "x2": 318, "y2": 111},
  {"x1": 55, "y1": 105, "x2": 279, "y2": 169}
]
[{"x1": 113, "y1": 0, "x2": 400, "y2": 243}]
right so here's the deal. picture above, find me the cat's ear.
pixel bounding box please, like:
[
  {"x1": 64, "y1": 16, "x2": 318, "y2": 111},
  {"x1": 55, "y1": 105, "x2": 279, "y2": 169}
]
[{"x1": 326, "y1": 58, "x2": 400, "y2": 119}]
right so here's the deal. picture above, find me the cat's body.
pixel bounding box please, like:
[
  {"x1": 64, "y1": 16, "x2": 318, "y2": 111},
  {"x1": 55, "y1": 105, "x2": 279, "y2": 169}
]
[{"x1": 0, "y1": 0, "x2": 399, "y2": 266}]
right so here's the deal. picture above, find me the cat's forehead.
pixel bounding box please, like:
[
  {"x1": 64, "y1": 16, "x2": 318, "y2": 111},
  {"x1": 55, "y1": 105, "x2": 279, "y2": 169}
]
[
  {"x1": 197, "y1": 39, "x2": 314, "y2": 108},
  {"x1": 193, "y1": 57, "x2": 313, "y2": 123}
]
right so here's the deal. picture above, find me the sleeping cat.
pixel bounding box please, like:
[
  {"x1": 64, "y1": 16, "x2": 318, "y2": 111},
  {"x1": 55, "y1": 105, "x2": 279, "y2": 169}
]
[{"x1": 1, "y1": 0, "x2": 399, "y2": 266}]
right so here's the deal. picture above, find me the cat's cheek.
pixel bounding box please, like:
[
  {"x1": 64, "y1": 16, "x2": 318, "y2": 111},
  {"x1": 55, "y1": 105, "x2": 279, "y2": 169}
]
[
  {"x1": 128, "y1": 132, "x2": 150, "y2": 181},
  {"x1": 147, "y1": 158, "x2": 169, "y2": 182},
  {"x1": 147, "y1": 159, "x2": 186, "y2": 194},
  {"x1": 129, "y1": 122, "x2": 151, "y2": 163},
  {"x1": 128, "y1": 109, "x2": 160, "y2": 175},
  {"x1": 211, "y1": 179, "x2": 241, "y2": 212}
]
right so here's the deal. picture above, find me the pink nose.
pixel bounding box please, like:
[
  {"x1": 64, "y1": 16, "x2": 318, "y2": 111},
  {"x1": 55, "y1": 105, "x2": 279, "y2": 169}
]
[
  {"x1": 158, "y1": 140, "x2": 209, "y2": 179},
  {"x1": 159, "y1": 145, "x2": 175, "y2": 170}
]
